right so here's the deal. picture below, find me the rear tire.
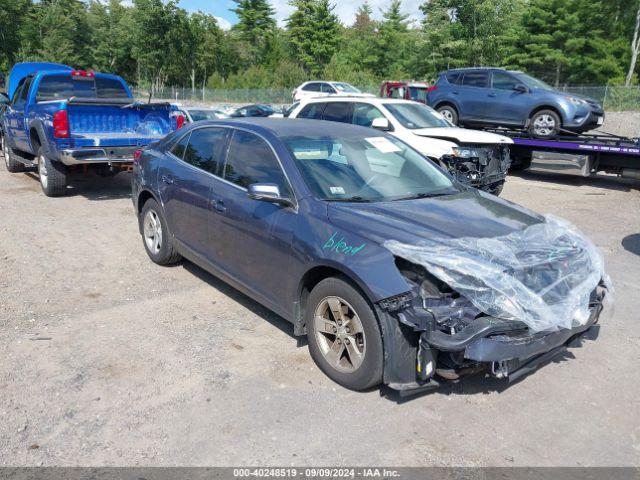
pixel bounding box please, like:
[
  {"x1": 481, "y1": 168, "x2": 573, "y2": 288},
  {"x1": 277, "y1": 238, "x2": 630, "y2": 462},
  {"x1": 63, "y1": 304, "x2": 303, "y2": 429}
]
[
  {"x1": 437, "y1": 104, "x2": 459, "y2": 125},
  {"x1": 529, "y1": 109, "x2": 561, "y2": 138},
  {"x1": 2, "y1": 135, "x2": 26, "y2": 173},
  {"x1": 306, "y1": 277, "x2": 383, "y2": 390},
  {"x1": 38, "y1": 148, "x2": 67, "y2": 196},
  {"x1": 140, "y1": 198, "x2": 182, "y2": 265}
]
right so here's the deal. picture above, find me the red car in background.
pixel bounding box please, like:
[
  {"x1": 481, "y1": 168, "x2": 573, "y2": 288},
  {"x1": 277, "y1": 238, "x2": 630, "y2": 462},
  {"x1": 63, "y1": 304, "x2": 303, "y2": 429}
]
[{"x1": 380, "y1": 81, "x2": 433, "y2": 104}]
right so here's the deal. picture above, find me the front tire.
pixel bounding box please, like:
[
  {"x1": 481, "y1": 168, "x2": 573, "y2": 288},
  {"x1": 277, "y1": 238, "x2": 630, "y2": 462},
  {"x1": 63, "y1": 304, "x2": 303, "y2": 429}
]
[
  {"x1": 2, "y1": 135, "x2": 26, "y2": 173},
  {"x1": 306, "y1": 277, "x2": 383, "y2": 390},
  {"x1": 437, "y1": 104, "x2": 459, "y2": 125},
  {"x1": 529, "y1": 109, "x2": 561, "y2": 138},
  {"x1": 38, "y1": 148, "x2": 67, "y2": 196},
  {"x1": 139, "y1": 198, "x2": 182, "y2": 265}
]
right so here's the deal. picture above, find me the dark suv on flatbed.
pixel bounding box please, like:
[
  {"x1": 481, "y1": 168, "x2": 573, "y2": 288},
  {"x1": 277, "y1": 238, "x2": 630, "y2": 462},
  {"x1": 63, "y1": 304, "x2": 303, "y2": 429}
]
[{"x1": 427, "y1": 68, "x2": 605, "y2": 138}]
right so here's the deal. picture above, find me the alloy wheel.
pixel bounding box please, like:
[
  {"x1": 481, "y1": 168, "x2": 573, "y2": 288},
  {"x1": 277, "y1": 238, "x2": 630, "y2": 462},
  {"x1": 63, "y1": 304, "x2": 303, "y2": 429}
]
[
  {"x1": 143, "y1": 209, "x2": 163, "y2": 254},
  {"x1": 314, "y1": 296, "x2": 366, "y2": 373}
]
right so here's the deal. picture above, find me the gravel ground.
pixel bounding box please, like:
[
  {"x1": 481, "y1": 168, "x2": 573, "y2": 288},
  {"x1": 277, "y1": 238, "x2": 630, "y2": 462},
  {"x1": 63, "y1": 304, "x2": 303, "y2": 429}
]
[{"x1": 0, "y1": 162, "x2": 639, "y2": 467}]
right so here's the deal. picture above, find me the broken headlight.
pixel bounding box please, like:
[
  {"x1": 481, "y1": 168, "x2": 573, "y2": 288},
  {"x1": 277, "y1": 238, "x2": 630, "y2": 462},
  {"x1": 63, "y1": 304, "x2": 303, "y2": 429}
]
[{"x1": 395, "y1": 257, "x2": 481, "y2": 334}]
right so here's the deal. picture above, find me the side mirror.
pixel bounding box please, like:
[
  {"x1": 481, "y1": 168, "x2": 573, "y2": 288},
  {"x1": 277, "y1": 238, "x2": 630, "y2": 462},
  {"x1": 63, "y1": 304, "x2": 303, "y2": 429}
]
[
  {"x1": 514, "y1": 84, "x2": 529, "y2": 93},
  {"x1": 371, "y1": 117, "x2": 391, "y2": 131},
  {"x1": 248, "y1": 183, "x2": 294, "y2": 208}
]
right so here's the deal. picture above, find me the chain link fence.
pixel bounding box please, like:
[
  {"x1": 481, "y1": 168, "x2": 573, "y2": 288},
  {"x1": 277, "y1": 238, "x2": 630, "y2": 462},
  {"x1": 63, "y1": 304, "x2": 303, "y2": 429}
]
[{"x1": 133, "y1": 85, "x2": 640, "y2": 111}]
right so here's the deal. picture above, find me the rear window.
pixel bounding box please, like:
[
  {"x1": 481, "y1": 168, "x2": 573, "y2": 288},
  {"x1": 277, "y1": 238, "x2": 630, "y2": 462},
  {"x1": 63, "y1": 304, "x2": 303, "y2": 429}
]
[
  {"x1": 36, "y1": 74, "x2": 129, "y2": 102},
  {"x1": 445, "y1": 72, "x2": 462, "y2": 84}
]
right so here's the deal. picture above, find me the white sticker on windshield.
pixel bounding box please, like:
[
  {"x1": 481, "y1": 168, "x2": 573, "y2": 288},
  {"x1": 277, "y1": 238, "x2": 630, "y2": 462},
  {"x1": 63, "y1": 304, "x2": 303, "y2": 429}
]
[
  {"x1": 330, "y1": 186, "x2": 346, "y2": 195},
  {"x1": 365, "y1": 137, "x2": 401, "y2": 153}
]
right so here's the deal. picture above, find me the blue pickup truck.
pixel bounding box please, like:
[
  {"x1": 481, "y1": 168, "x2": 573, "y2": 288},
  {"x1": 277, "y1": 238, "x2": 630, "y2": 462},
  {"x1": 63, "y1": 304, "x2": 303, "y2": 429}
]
[{"x1": 0, "y1": 62, "x2": 181, "y2": 196}]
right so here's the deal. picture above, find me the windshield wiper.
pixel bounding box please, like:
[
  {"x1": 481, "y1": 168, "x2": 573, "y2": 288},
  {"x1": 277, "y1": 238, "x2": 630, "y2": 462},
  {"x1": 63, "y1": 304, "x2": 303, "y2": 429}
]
[
  {"x1": 326, "y1": 196, "x2": 372, "y2": 203},
  {"x1": 393, "y1": 191, "x2": 455, "y2": 201}
]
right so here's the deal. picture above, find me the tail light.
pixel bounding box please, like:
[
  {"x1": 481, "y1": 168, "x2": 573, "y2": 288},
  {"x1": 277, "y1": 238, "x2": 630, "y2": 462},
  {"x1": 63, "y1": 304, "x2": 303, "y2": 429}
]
[
  {"x1": 53, "y1": 110, "x2": 69, "y2": 138},
  {"x1": 71, "y1": 70, "x2": 95, "y2": 78},
  {"x1": 176, "y1": 114, "x2": 185, "y2": 129},
  {"x1": 427, "y1": 85, "x2": 438, "y2": 92},
  {"x1": 133, "y1": 149, "x2": 143, "y2": 163}
]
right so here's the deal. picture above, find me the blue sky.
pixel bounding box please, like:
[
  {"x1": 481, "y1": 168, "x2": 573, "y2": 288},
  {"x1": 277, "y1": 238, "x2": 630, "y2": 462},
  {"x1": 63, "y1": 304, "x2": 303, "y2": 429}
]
[{"x1": 177, "y1": 0, "x2": 424, "y2": 29}]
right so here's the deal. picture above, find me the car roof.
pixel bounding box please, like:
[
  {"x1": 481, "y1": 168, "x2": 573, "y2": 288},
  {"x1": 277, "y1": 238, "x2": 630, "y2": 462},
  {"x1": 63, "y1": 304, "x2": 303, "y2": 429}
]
[
  {"x1": 441, "y1": 67, "x2": 507, "y2": 74},
  {"x1": 298, "y1": 96, "x2": 418, "y2": 106},
  {"x1": 186, "y1": 117, "x2": 388, "y2": 139}
]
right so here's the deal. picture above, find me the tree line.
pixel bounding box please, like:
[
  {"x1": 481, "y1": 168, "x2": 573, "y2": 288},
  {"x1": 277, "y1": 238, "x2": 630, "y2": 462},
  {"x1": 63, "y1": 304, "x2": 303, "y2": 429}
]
[{"x1": 1, "y1": 0, "x2": 639, "y2": 92}]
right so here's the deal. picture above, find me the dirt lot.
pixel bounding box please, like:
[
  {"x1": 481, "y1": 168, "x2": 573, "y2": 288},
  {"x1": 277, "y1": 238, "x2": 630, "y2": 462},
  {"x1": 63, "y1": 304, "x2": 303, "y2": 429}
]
[{"x1": 0, "y1": 162, "x2": 639, "y2": 467}]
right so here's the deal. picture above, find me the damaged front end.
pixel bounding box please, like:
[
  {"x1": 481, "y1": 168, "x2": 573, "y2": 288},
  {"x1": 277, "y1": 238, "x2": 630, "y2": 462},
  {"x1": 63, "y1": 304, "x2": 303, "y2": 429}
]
[
  {"x1": 440, "y1": 144, "x2": 510, "y2": 194},
  {"x1": 377, "y1": 215, "x2": 612, "y2": 393}
]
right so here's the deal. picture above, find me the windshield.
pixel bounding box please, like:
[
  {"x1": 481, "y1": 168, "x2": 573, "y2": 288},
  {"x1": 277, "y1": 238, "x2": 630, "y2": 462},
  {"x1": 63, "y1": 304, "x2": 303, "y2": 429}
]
[
  {"x1": 333, "y1": 83, "x2": 361, "y2": 93},
  {"x1": 188, "y1": 109, "x2": 222, "y2": 121},
  {"x1": 384, "y1": 102, "x2": 451, "y2": 129},
  {"x1": 284, "y1": 134, "x2": 458, "y2": 202},
  {"x1": 514, "y1": 72, "x2": 553, "y2": 90}
]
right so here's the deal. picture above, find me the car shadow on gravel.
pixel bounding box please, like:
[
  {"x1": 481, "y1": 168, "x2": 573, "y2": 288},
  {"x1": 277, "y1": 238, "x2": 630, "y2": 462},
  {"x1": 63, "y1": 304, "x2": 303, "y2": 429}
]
[
  {"x1": 622, "y1": 233, "x2": 640, "y2": 256},
  {"x1": 181, "y1": 260, "x2": 300, "y2": 342},
  {"x1": 509, "y1": 170, "x2": 639, "y2": 192},
  {"x1": 22, "y1": 171, "x2": 132, "y2": 201}
]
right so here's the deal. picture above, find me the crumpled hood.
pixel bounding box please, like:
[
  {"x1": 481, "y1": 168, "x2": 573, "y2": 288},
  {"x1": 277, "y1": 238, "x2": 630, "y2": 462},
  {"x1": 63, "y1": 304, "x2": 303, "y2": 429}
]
[
  {"x1": 327, "y1": 190, "x2": 542, "y2": 247},
  {"x1": 411, "y1": 127, "x2": 513, "y2": 145}
]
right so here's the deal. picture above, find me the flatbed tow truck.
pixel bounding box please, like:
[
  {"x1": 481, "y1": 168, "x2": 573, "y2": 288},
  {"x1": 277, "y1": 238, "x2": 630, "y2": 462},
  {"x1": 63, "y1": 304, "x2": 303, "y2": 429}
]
[{"x1": 482, "y1": 128, "x2": 640, "y2": 180}]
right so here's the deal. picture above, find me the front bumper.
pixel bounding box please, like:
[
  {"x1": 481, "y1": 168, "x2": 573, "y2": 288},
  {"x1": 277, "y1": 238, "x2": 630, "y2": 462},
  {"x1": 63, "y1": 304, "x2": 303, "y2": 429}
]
[
  {"x1": 58, "y1": 146, "x2": 139, "y2": 166},
  {"x1": 385, "y1": 286, "x2": 608, "y2": 392},
  {"x1": 565, "y1": 110, "x2": 605, "y2": 132}
]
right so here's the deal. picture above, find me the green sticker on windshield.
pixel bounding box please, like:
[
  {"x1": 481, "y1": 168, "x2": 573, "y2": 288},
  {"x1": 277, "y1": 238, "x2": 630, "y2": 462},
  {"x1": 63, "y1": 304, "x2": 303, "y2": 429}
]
[{"x1": 323, "y1": 232, "x2": 366, "y2": 256}]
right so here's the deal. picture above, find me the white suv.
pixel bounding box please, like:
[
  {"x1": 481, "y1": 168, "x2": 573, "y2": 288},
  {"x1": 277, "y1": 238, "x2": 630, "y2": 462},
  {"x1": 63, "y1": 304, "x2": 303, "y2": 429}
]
[
  {"x1": 288, "y1": 97, "x2": 513, "y2": 195},
  {"x1": 292, "y1": 81, "x2": 374, "y2": 102}
]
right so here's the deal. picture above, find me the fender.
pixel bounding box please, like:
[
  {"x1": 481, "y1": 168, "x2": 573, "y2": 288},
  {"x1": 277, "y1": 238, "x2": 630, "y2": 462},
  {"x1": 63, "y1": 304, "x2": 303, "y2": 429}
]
[{"x1": 27, "y1": 118, "x2": 57, "y2": 159}]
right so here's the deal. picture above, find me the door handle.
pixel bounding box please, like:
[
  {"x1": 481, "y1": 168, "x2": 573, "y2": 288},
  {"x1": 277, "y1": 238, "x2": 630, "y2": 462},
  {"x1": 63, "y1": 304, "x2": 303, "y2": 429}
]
[
  {"x1": 452, "y1": 91, "x2": 459, "y2": 95},
  {"x1": 213, "y1": 199, "x2": 226, "y2": 213},
  {"x1": 161, "y1": 175, "x2": 174, "y2": 185},
  {"x1": 488, "y1": 92, "x2": 497, "y2": 97}
]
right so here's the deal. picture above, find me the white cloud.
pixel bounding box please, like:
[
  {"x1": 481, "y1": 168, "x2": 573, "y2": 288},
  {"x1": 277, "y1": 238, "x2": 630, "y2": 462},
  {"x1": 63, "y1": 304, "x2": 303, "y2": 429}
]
[
  {"x1": 215, "y1": 16, "x2": 232, "y2": 31},
  {"x1": 269, "y1": 0, "x2": 424, "y2": 27}
]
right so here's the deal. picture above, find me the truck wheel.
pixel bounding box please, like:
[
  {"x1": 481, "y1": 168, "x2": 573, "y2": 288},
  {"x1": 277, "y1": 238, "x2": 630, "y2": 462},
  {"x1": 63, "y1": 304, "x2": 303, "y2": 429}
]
[
  {"x1": 2, "y1": 135, "x2": 25, "y2": 173},
  {"x1": 437, "y1": 105, "x2": 458, "y2": 125},
  {"x1": 37, "y1": 148, "x2": 67, "y2": 197},
  {"x1": 306, "y1": 277, "x2": 383, "y2": 391},
  {"x1": 529, "y1": 110, "x2": 560, "y2": 138},
  {"x1": 140, "y1": 198, "x2": 182, "y2": 265}
]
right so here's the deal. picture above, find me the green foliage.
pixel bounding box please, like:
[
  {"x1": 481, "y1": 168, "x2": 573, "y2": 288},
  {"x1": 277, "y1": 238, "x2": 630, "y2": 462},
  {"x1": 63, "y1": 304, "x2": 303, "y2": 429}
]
[{"x1": 1, "y1": 0, "x2": 640, "y2": 90}]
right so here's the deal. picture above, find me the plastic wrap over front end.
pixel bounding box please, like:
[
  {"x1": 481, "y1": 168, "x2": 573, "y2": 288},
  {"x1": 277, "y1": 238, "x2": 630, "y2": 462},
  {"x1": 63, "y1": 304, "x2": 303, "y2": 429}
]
[{"x1": 385, "y1": 215, "x2": 610, "y2": 333}]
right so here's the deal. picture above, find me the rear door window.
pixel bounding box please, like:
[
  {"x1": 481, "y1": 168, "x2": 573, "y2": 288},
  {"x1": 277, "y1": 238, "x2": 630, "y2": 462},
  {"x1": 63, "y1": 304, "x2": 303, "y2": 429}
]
[
  {"x1": 322, "y1": 102, "x2": 354, "y2": 123},
  {"x1": 461, "y1": 71, "x2": 489, "y2": 88},
  {"x1": 223, "y1": 130, "x2": 291, "y2": 197},
  {"x1": 182, "y1": 127, "x2": 228, "y2": 174}
]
